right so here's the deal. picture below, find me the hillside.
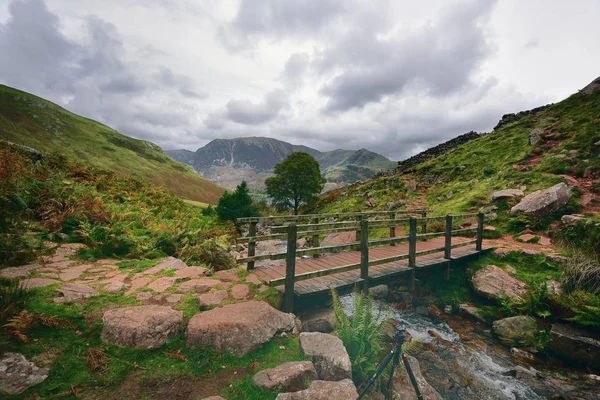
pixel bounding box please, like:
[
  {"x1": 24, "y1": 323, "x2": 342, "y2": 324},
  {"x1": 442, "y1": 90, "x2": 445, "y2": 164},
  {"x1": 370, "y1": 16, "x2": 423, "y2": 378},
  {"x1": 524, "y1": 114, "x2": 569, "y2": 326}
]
[
  {"x1": 0, "y1": 85, "x2": 224, "y2": 204},
  {"x1": 314, "y1": 77, "x2": 600, "y2": 222},
  {"x1": 166, "y1": 137, "x2": 396, "y2": 191}
]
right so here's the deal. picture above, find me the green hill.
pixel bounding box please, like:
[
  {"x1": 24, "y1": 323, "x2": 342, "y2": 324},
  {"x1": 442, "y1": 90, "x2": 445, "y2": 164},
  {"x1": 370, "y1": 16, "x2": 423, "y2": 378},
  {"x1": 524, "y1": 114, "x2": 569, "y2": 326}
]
[
  {"x1": 0, "y1": 85, "x2": 224, "y2": 204},
  {"x1": 314, "y1": 85, "x2": 600, "y2": 220}
]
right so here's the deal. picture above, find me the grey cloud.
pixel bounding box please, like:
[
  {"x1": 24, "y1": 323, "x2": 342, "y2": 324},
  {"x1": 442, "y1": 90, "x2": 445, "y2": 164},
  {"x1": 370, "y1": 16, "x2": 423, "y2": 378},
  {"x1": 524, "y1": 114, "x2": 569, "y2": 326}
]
[
  {"x1": 226, "y1": 89, "x2": 287, "y2": 125},
  {"x1": 320, "y1": 0, "x2": 497, "y2": 112},
  {"x1": 281, "y1": 52, "x2": 310, "y2": 88}
]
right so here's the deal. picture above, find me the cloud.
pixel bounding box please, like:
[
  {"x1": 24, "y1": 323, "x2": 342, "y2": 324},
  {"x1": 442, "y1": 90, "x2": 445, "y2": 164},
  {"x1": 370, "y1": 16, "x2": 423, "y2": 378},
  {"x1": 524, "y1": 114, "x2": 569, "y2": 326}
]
[{"x1": 225, "y1": 89, "x2": 287, "y2": 125}]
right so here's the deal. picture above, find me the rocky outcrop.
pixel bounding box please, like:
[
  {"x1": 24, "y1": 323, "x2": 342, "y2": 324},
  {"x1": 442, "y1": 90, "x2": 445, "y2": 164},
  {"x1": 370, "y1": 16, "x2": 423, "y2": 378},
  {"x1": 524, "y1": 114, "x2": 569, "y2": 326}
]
[
  {"x1": 101, "y1": 305, "x2": 183, "y2": 349},
  {"x1": 253, "y1": 361, "x2": 317, "y2": 392},
  {"x1": 299, "y1": 332, "x2": 352, "y2": 381},
  {"x1": 0, "y1": 353, "x2": 49, "y2": 395},
  {"x1": 471, "y1": 265, "x2": 527, "y2": 303},
  {"x1": 581, "y1": 76, "x2": 600, "y2": 95},
  {"x1": 510, "y1": 183, "x2": 571, "y2": 217},
  {"x1": 392, "y1": 355, "x2": 442, "y2": 400},
  {"x1": 491, "y1": 189, "x2": 524, "y2": 202},
  {"x1": 300, "y1": 309, "x2": 336, "y2": 333},
  {"x1": 397, "y1": 132, "x2": 480, "y2": 172},
  {"x1": 275, "y1": 379, "x2": 358, "y2": 400},
  {"x1": 492, "y1": 316, "x2": 538, "y2": 347},
  {"x1": 549, "y1": 323, "x2": 600, "y2": 369},
  {"x1": 493, "y1": 104, "x2": 552, "y2": 131},
  {"x1": 186, "y1": 301, "x2": 295, "y2": 356}
]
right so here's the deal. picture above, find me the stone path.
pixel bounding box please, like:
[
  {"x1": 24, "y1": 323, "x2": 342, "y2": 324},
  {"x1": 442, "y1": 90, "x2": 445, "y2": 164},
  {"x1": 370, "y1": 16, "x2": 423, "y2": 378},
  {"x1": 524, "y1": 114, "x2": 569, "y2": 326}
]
[{"x1": 0, "y1": 243, "x2": 266, "y2": 309}]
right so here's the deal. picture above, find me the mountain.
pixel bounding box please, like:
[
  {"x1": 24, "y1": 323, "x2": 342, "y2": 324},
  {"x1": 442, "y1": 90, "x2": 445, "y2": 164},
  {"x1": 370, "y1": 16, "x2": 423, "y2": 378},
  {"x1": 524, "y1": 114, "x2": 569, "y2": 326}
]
[
  {"x1": 313, "y1": 76, "x2": 600, "y2": 217},
  {"x1": 0, "y1": 85, "x2": 224, "y2": 204},
  {"x1": 166, "y1": 137, "x2": 396, "y2": 191}
]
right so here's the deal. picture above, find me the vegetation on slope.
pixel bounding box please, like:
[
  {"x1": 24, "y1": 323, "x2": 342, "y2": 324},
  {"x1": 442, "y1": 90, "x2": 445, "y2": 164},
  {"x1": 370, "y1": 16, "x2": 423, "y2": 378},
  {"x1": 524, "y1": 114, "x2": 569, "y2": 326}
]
[
  {"x1": 0, "y1": 84, "x2": 224, "y2": 204},
  {"x1": 0, "y1": 141, "x2": 233, "y2": 267}
]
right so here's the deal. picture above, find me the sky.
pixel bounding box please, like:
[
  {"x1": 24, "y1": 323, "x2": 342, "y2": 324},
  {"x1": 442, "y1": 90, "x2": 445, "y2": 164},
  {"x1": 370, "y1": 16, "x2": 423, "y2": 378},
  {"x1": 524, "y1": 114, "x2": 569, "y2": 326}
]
[{"x1": 0, "y1": 0, "x2": 599, "y2": 160}]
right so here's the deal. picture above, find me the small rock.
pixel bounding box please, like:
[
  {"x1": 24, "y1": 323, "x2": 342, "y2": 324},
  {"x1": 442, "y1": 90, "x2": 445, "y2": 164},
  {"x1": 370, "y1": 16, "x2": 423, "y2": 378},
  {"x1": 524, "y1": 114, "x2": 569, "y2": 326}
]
[
  {"x1": 101, "y1": 305, "x2": 182, "y2": 349},
  {"x1": 105, "y1": 280, "x2": 124, "y2": 294},
  {"x1": 444, "y1": 305, "x2": 453, "y2": 314},
  {"x1": 253, "y1": 361, "x2": 317, "y2": 392},
  {"x1": 546, "y1": 280, "x2": 563, "y2": 296},
  {"x1": 178, "y1": 278, "x2": 223, "y2": 293},
  {"x1": 529, "y1": 128, "x2": 542, "y2": 145},
  {"x1": 427, "y1": 305, "x2": 444, "y2": 321},
  {"x1": 202, "y1": 397, "x2": 226, "y2": 400},
  {"x1": 370, "y1": 284, "x2": 389, "y2": 300},
  {"x1": 58, "y1": 264, "x2": 91, "y2": 281},
  {"x1": 231, "y1": 284, "x2": 251, "y2": 300},
  {"x1": 174, "y1": 267, "x2": 208, "y2": 279},
  {"x1": 446, "y1": 191, "x2": 453, "y2": 199},
  {"x1": 518, "y1": 233, "x2": 538, "y2": 242},
  {"x1": 128, "y1": 276, "x2": 151, "y2": 293},
  {"x1": 164, "y1": 294, "x2": 182, "y2": 304},
  {"x1": 0, "y1": 353, "x2": 49, "y2": 395},
  {"x1": 458, "y1": 303, "x2": 486, "y2": 323},
  {"x1": 299, "y1": 332, "x2": 352, "y2": 381},
  {"x1": 20, "y1": 278, "x2": 58, "y2": 289},
  {"x1": 137, "y1": 292, "x2": 152, "y2": 301},
  {"x1": 275, "y1": 379, "x2": 358, "y2": 400},
  {"x1": 491, "y1": 189, "x2": 524, "y2": 202},
  {"x1": 546, "y1": 254, "x2": 567, "y2": 264},
  {"x1": 144, "y1": 256, "x2": 188, "y2": 274},
  {"x1": 147, "y1": 277, "x2": 176, "y2": 293},
  {"x1": 213, "y1": 269, "x2": 240, "y2": 282},
  {"x1": 246, "y1": 273, "x2": 262, "y2": 286},
  {"x1": 493, "y1": 316, "x2": 538, "y2": 347},
  {"x1": 583, "y1": 167, "x2": 595, "y2": 179},
  {"x1": 0, "y1": 264, "x2": 40, "y2": 278},
  {"x1": 483, "y1": 225, "x2": 496, "y2": 232},
  {"x1": 504, "y1": 265, "x2": 517, "y2": 275},
  {"x1": 53, "y1": 283, "x2": 99, "y2": 303},
  {"x1": 511, "y1": 347, "x2": 536, "y2": 362},
  {"x1": 296, "y1": 238, "x2": 308, "y2": 249},
  {"x1": 198, "y1": 290, "x2": 228, "y2": 308},
  {"x1": 300, "y1": 308, "x2": 336, "y2": 333},
  {"x1": 561, "y1": 214, "x2": 584, "y2": 226}
]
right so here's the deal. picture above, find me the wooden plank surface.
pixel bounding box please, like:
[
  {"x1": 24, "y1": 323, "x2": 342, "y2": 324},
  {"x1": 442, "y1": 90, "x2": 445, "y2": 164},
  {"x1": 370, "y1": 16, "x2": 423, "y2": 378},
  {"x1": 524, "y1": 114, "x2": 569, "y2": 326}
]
[{"x1": 253, "y1": 236, "x2": 488, "y2": 296}]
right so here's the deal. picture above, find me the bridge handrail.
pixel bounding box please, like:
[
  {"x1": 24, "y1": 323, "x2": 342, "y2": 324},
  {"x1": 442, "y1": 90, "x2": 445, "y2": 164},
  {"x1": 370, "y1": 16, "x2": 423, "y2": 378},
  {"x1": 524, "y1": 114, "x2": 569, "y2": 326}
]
[{"x1": 236, "y1": 209, "x2": 426, "y2": 224}]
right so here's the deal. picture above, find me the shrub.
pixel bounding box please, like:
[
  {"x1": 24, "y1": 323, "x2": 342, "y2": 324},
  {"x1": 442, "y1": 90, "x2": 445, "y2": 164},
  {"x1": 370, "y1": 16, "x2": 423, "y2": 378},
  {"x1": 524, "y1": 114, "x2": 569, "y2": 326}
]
[
  {"x1": 0, "y1": 277, "x2": 31, "y2": 321},
  {"x1": 560, "y1": 248, "x2": 600, "y2": 294},
  {"x1": 332, "y1": 289, "x2": 384, "y2": 383}
]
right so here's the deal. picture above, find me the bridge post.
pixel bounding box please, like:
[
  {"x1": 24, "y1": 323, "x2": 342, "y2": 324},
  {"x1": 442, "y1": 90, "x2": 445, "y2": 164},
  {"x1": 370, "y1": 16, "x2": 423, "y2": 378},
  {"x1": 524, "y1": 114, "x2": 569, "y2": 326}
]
[
  {"x1": 355, "y1": 216, "x2": 361, "y2": 242},
  {"x1": 476, "y1": 212, "x2": 484, "y2": 251},
  {"x1": 285, "y1": 224, "x2": 297, "y2": 313},
  {"x1": 444, "y1": 215, "x2": 453, "y2": 280},
  {"x1": 389, "y1": 212, "x2": 396, "y2": 246},
  {"x1": 247, "y1": 221, "x2": 257, "y2": 270},
  {"x1": 360, "y1": 217, "x2": 370, "y2": 294},
  {"x1": 421, "y1": 210, "x2": 427, "y2": 234},
  {"x1": 408, "y1": 217, "x2": 417, "y2": 291},
  {"x1": 312, "y1": 217, "x2": 320, "y2": 258}
]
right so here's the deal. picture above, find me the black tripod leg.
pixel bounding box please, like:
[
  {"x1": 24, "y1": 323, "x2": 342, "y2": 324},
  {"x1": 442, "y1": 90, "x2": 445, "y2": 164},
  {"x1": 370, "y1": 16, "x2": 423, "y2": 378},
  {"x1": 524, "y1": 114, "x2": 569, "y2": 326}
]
[
  {"x1": 357, "y1": 349, "x2": 395, "y2": 400},
  {"x1": 385, "y1": 351, "x2": 400, "y2": 400},
  {"x1": 401, "y1": 353, "x2": 424, "y2": 400}
]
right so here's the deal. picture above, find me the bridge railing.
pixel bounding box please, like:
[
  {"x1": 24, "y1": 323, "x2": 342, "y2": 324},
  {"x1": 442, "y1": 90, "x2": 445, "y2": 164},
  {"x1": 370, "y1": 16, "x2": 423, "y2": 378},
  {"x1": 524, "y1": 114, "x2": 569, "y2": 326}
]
[{"x1": 236, "y1": 211, "x2": 485, "y2": 311}]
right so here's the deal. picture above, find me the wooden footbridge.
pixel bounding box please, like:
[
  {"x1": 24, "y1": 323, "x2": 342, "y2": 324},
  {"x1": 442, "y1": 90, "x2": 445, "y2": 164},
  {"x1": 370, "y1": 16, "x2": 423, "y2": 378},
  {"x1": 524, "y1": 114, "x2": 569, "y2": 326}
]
[{"x1": 236, "y1": 210, "x2": 488, "y2": 311}]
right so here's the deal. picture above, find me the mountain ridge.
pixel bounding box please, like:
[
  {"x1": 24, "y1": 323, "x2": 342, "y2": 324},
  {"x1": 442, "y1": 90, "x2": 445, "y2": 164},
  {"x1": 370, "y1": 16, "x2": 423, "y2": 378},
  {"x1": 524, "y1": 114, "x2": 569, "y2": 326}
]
[{"x1": 166, "y1": 136, "x2": 396, "y2": 191}]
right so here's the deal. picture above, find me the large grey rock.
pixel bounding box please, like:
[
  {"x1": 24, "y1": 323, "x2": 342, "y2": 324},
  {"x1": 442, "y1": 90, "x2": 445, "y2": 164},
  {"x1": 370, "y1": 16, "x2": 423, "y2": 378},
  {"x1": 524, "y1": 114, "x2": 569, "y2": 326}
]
[
  {"x1": 186, "y1": 301, "x2": 295, "y2": 356},
  {"x1": 510, "y1": 183, "x2": 571, "y2": 216},
  {"x1": 53, "y1": 283, "x2": 99, "y2": 303},
  {"x1": 101, "y1": 305, "x2": 183, "y2": 349},
  {"x1": 275, "y1": 379, "x2": 358, "y2": 400},
  {"x1": 299, "y1": 332, "x2": 352, "y2": 381},
  {"x1": 491, "y1": 189, "x2": 524, "y2": 202},
  {"x1": 393, "y1": 355, "x2": 442, "y2": 400},
  {"x1": 300, "y1": 308, "x2": 336, "y2": 333},
  {"x1": 0, "y1": 353, "x2": 49, "y2": 395},
  {"x1": 253, "y1": 361, "x2": 317, "y2": 392},
  {"x1": 549, "y1": 323, "x2": 600, "y2": 369},
  {"x1": 471, "y1": 265, "x2": 527, "y2": 303},
  {"x1": 492, "y1": 316, "x2": 538, "y2": 347}
]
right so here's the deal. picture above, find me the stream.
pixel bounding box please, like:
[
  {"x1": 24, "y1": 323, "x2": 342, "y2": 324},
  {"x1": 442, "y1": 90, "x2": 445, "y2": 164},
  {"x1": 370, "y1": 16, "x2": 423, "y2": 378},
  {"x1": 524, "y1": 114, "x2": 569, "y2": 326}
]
[{"x1": 340, "y1": 294, "x2": 600, "y2": 400}]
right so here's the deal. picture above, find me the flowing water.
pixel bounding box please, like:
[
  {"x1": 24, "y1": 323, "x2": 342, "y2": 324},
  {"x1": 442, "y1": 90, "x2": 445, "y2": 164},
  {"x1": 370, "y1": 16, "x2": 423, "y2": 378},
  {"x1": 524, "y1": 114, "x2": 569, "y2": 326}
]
[{"x1": 340, "y1": 294, "x2": 600, "y2": 400}]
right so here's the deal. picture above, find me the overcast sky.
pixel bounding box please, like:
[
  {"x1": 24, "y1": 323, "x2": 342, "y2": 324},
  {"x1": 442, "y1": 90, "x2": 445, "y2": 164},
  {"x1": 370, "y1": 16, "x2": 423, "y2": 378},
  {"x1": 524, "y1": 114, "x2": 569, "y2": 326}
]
[{"x1": 1, "y1": 0, "x2": 598, "y2": 160}]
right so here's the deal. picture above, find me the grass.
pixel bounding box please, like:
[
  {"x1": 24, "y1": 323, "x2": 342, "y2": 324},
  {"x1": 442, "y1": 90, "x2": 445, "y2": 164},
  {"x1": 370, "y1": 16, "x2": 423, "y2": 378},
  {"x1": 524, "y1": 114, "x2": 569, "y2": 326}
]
[{"x1": 0, "y1": 84, "x2": 224, "y2": 204}]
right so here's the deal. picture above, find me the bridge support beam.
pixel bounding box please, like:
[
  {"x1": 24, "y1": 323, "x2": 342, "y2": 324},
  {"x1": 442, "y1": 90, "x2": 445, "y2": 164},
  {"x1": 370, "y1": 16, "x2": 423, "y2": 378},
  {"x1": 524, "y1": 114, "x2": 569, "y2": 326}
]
[
  {"x1": 360, "y1": 217, "x2": 369, "y2": 295},
  {"x1": 444, "y1": 215, "x2": 453, "y2": 280},
  {"x1": 408, "y1": 217, "x2": 417, "y2": 291},
  {"x1": 285, "y1": 224, "x2": 297, "y2": 313},
  {"x1": 476, "y1": 212, "x2": 484, "y2": 251}
]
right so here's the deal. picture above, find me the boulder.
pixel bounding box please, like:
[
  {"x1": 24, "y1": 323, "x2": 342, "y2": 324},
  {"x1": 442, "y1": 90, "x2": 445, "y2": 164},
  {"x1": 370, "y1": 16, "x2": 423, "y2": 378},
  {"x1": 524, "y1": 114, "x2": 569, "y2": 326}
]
[
  {"x1": 510, "y1": 183, "x2": 571, "y2": 216},
  {"x1": 198, "y1": 290, "x2": 228, "y2": 308},
  {"x1": 370, "y1": 284, "x2": 389, "y2": 300},
  {"x1": 392, "y1": 355, "x2": 442, "y2": 400},
  {"x1": 471, "y1": 265, "x2": 527, "y2": 303},
  {"x1": 549, "y1": 323, "x2": 600, "y2": 369},
  {"x1": 0, "y1": 353, "x2": 49, "y2": 395},
  {"x1": 561, "y1": 214, "x2": 584, "y2": 226},
  {"x1": 275, "y1": 379, "x2": 358, "y2": 400},
  {"x1": 299, "y1": 332, "x2": 352, "y2": 381},
  {"x1": 491, "y1": 189, "x2": 524, "y2": 202},
  {"x1": 101, "y1": 305, "x2": 183, "y2": 349},
  {"x1": 253, "y1": 361, "x2": 317, "y2": 392},
  {"x1": 53, "y1": 283, "x2": 99, "y2": 303},
  {"x1": 300, "y1": 308, "x2": 336, "y2": 333},
  {"x1": 186, "y1": 301, "x2": 295, "y2": 356},
  {"x1": 492, "y1": 316, "x2": 538, "y2": 347}
]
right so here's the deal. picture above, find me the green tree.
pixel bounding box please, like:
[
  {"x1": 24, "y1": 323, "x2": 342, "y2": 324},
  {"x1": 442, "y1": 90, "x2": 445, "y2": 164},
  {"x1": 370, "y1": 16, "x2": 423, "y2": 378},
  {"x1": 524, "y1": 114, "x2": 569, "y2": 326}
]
[
  {"x1": 216, "y1": 181, "x2": 258, "y2": 222},
  {"x1": 265, "y1": 152, "x2": 326, "y2": 215}
]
